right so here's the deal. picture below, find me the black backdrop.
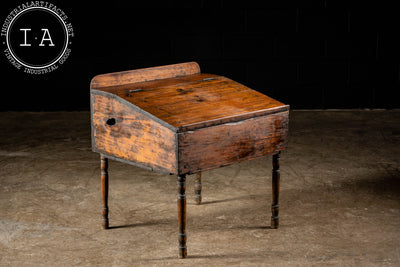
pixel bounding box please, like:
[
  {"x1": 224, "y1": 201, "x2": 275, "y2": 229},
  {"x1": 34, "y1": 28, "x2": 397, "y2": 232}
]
[{"x1": 1, "y1": 1, "x2": 399, "y2": 111}]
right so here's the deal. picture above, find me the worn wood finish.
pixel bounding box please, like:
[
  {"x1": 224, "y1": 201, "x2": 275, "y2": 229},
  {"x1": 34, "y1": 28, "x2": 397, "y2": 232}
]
[
  {"x1": 194, "y1": 172, "x2": 202, "y2": 205},
  {"x1": 92, "y1": 71, "x2": 288, "y2": 131},
  {"x1": 91, "y1": 91, "x2": 177, "y2": 173},
  {"x1": 91, "y1": 62, "x2": 200, "y2": 89},
  {"x1": 90, "y1": 62, "x2": 290, "y2": 258},
  {"x1": 177, "y1": 174, "x2": 187, "y2": 258},
  {"x1": 100, "y1": 155, "x2": 109, "y2": 229},
  {"x1": 271, "y1": 152, "x2": 280, "y2": 229},
  {"x1": 178, "y1": 111, "x2": 289, "y2": 175}
]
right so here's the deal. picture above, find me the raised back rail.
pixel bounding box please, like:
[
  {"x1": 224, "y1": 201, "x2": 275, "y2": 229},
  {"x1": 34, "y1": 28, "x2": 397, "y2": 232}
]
[{"x1": 90, "y1": 62, "x2": 200, "y2": 89}]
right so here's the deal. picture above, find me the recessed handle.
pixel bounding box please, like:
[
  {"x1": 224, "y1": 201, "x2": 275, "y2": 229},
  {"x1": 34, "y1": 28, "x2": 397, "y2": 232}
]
[{"x1": 106, "y1": 118, "x2": 116, "y2": 126}]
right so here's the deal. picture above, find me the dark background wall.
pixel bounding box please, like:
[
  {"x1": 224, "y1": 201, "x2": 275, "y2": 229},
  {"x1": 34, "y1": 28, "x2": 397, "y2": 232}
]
[{"x1": 1, "y1": 1, "x2": 399, "y2": 111}]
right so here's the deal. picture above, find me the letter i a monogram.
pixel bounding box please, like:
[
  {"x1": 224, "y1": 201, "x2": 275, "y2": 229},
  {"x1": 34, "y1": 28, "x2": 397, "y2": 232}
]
[
  {"x1": 40, "y1": 29, "x2": 54, "y2": 46},
  {"x1": 3, "y1": 4, "x2": 73, "y2": 73},
  {"x1": 19, "y1": 28, "x2": 55, "y2": 47},
  {"x1": 20, "y1": 28, "x2": 31, "y2": 46}
]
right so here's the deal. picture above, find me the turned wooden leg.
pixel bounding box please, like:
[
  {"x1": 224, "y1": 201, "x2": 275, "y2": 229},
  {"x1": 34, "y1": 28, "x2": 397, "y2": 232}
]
[
  {"x1": 177, "y1": 174, "x2": 187, "y2": 258},
  {"x1": 101, "y1": 155, "x2": 109, "y2": 229},
  {"x1": 271, "y1": 152, "x2": 280, "y2": 229},
  {"x1": 194, "y1": 172, "x2": 202, "y2": 205}
]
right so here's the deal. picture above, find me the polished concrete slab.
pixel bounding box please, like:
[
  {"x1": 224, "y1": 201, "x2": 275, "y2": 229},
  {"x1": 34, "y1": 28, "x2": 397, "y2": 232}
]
[{"x1": 0, "y1": 110, "x2": 399, "y2": 266}]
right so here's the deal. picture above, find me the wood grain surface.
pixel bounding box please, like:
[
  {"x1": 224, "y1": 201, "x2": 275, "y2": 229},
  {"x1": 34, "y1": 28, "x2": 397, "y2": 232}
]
[
  {"x1": 91, "y1": 62, "x2": 289, "y2": 175},
  {"x1": 91, "y1": 62, "x2": 200, "y2": 89},
  {"x1": 93, "y1": 72, "x2": 288, "y2": 130},
  {"x1": 90, "y1": 62, "x2": 290, "y2": 258},
  {"x1": 177, "y1": 111, "x2": 289, "y2": 174},
  {"x1": 91, "y1": 91, "x2": 177, "y2": 173}
]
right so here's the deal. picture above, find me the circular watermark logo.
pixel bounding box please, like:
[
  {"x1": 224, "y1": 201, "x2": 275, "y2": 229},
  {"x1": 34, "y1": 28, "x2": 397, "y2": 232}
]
[{"x1": 1, "y1": 2, "x2": 74, "y2": 74}]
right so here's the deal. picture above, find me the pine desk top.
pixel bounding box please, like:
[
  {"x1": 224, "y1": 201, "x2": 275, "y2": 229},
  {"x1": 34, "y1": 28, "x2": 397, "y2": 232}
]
[{"x1": 91, "y1": 63, "x2": 288, "y2": 132}]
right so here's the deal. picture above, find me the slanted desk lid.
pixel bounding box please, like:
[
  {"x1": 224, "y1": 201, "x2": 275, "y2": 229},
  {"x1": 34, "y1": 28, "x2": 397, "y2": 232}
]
[{"x1": 91, "y1": 63, "x2": 289, "y2": 132}]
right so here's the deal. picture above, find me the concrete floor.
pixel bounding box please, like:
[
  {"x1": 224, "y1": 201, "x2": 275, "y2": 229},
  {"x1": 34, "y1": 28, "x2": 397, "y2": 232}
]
[{"x1": 0, "y1": 110, "x2": 399, "y2": 266}]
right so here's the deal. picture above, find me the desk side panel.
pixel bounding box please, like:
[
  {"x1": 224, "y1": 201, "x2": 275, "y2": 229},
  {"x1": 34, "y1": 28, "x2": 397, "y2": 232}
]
[
  {"x1": 91, "y1": 92, "x2": 177, "y2": 174},
  {"x1": 178, "y1": 111, "x2": 289, "y2": 175}
]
